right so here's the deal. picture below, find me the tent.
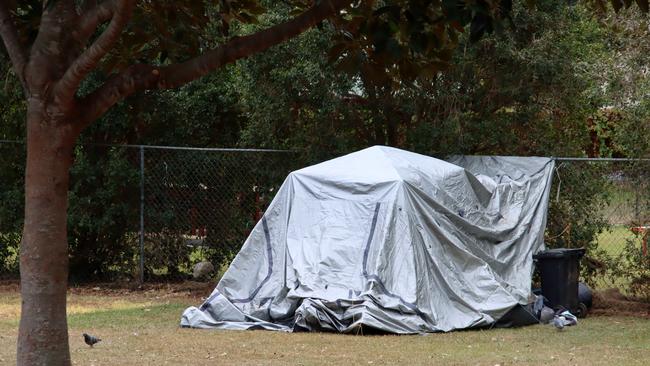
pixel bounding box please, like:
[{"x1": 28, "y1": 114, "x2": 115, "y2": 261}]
[{"x1": 181, "y1": 146, "x2": 555, "y2": 333}]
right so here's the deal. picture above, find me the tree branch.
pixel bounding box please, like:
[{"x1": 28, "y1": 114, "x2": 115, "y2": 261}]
[
  {"x1": 78, "y1": 0, "x2": 352, "y2": 128},
  {"x1": 158, "y1": 0, "x2": 351, "y2": 89},
  {"x1": 54, "y1": 0, "x2": 133, "y2": 104},
  {"x1": 74, "y1": 0, "x2": 118, "y2": 47},
  {"x1": 77, "y1": 63, "x2": 159, "y2": 128},
  {"x1": 0, "y1": 2, "x2": 28, "y2": 93}
]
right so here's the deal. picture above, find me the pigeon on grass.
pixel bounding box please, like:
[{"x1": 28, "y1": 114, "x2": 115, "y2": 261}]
[{"x1": 83, "y1": 333, "x2": 101, "y2": 347}]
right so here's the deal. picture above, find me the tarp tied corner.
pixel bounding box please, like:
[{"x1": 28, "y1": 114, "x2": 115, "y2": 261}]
[{"x1": 181, "y1": 146, "x2": 555, "y2": 333}]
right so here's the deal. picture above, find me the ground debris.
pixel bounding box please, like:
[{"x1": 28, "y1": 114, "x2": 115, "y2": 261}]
[{"x1": 592, "y1": 288, "x2": 650, "y2": 318}]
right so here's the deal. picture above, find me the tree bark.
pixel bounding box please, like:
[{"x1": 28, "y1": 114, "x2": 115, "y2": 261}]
[{"x1": 18, "y1": 99, "x2": 77, "y2": 366}]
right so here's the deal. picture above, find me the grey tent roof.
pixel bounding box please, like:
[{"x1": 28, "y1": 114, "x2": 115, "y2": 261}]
[{"x1": 181, "y1": 146, "x2": 555, "y2": 333}]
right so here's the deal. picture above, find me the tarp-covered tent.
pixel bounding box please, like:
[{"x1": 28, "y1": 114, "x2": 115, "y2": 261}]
[{"x1": 181, "y1": 146, "x2": 555, "y2": 333}]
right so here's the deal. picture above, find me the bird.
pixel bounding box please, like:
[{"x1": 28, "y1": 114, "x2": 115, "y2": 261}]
[
  {"x1": 552, "y1": 316, "x2": 565, "y2": 331},
  {"x1": 83, "y1": 333, "x2": 101, "y2": 347}
]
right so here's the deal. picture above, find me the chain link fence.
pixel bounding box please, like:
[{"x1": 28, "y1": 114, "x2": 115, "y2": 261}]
[
  {"x1": 0, "y1": 141, "x2": 648, "y2": 296},
  {"x1": 547, "y1": 158, "x2": 650, "y2": 296},
  {"x1": 140, "y1": 146, "x2": 298, "y2": 282},
  {"x1": 0, "y1": 141, "x2": 299, "y2": 283}
]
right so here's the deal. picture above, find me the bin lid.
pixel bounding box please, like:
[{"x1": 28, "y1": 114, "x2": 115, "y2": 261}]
[{"x1": 533, "y1": 248, "x2": 586, "y2": 259}]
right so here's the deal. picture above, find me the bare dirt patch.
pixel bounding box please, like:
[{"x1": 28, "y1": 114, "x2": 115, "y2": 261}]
[
  {"x1": 0, "y1": 280, "x2": 213, "y2": 301},
  {"x1": 0, "y1": 280, "x2": 19, "y2": 293},
  {"x1": 592, "y1": 288, "x2": 650, "y2": 318}
]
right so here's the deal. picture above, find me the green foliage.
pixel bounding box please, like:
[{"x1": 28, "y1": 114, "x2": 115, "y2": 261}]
[
  {"x1": 328, "y1": 0, "x2": 513, "y2": 84},
  {"x1": 621, "y1": 236, "x2": 650, "y2": 300},
  {"x1": 597, "y1": 225, "x2": 650, "y2": 301},
  {"x1": 233, "y1": 6, "x2": 357, "y2": 156},
  {"x1": 0, "y1": 53, "x2": 25, "y2": 277},
  {"x1": 0, "y1": 138, "x2": 23, "y2": 276},
  {"x1": 544, "y1": 162, "x2": 612, "y2": 287},
  {"x1": 90, "y1": 0, "x2": 267, "y2": 71},
  {"x1": 67, "y1": 145, "x2": 140, "y2": 281},
  {"x1": 404, "y1": 0, "x2": 606, "y2": 157},
  {"x1": 7, "y1": 0, "x2": 510, "y2": 82},
  {"x1": 588, "y1": 0, "x2": 650, "y2": 14},
  {"x1": 230, "y1": 0, "x2": 614, "y2": 156},
  {"x1": 584, "y1": 7, "x2": 650, "y2": 157}
]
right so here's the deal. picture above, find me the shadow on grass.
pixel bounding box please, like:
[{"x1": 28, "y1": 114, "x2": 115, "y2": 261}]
[
  {"x1": 0, "y1": 302, "x2": 189, "y2": 331},
  {"x1": 68, "y1": 302, "x2": 188, "y2": 329}
]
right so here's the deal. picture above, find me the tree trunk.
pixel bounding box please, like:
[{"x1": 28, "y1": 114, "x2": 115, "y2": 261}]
[{"x1": 18, "y1": 100, "x2": 76, "y2": 366}]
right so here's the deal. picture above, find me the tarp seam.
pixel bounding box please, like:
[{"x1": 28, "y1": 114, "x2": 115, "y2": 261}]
[
  {"x1": 230, "y1": 217, "x2": 274, "y2": 303},
  {"x1": 361, "y1": 203, "x2": 427, "y2": 321}
]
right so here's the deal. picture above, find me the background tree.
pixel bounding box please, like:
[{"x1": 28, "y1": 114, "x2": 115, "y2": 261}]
[
  {"x1": 233, "y1": 0, "x2": 649, "y2": 292},
  {"x1": 2, "y1": 1, "x2": 648, "y2": 286}
]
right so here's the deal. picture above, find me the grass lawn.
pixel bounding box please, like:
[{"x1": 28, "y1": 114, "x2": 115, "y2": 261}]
[
  {"x1": 592, "y1": 225, "x2": 648, "y2": 291},
  {"x1": 1, "y1": 285, "x2": 649, "y2": 365},
  {"x1": 596, "y1": 225, "x2": 644, "y2": 257}
]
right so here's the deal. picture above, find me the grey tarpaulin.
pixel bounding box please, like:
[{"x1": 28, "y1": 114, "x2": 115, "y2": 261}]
[{"x1": 180, "y1": 146, "x2": 555, "y2": 333}]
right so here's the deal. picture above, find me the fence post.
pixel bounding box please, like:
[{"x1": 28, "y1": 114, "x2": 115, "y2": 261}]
[
  {"x1": 139, "y1": 146, "x2": 145, "y2": 286},
  {"x1": 635, "y1": 183, "x2": 640, "y2": 224}
]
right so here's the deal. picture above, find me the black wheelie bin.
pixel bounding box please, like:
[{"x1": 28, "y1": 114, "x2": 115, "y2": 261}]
[{"x1": 533, "y1": 248, "x2": 588, "y2": 318}]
